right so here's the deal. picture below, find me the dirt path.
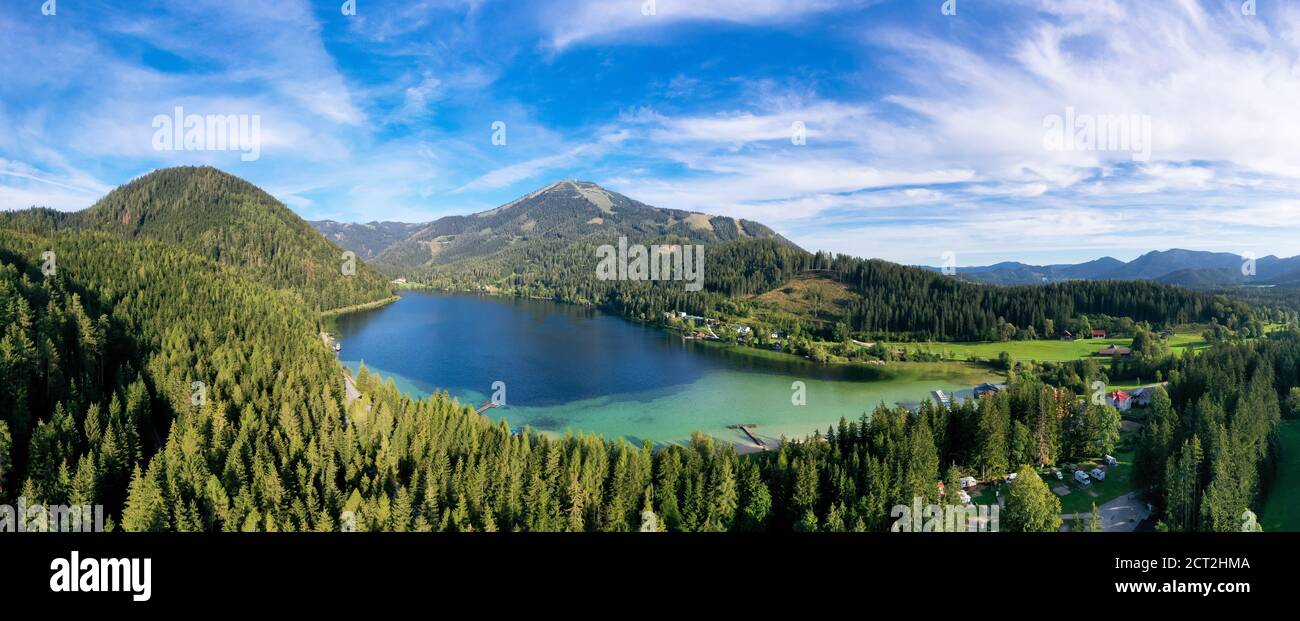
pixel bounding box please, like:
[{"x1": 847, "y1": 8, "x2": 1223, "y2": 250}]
[{"x1": 343, "y1": 373, "x2": 360, "y2": 406}]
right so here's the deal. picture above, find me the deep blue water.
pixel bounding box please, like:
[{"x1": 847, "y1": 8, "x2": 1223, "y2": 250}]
[{"x1": 330, "y1": 292, "x2": 884, "y2": 407}]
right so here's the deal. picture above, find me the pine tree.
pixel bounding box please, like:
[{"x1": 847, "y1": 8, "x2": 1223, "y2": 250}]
[{"x1": 1004, "y1": 466, "x2": 1061, "y2": 532}]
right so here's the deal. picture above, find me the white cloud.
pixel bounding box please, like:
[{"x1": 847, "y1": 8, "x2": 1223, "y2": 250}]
[{"x1": 546, "y1": 0, "x2": 871, "y2": 50}]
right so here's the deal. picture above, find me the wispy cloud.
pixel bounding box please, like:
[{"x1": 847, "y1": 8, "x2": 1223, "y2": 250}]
[{"x1": 3, "y1": 0, "x2": 1300, "y2": 264}]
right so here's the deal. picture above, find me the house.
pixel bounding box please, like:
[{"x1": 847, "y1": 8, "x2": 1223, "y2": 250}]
[
  {"x1": 735, "y1": 325, "x2": 752, "y2": 337},
  {"x1": 931, "y1": 390, "x2": 952, "y2": 407},
  {"x1": 1128, "y1": 387, "x2": 1156, "y2": 407},
  {"x1": 1074, "y1": 470, "x2": 1091, "y2": 485},
  {"x1": 1061, "y1": 330, "x2": 1075, "y2": 341},
  {"x1": 1091, "y1": 329, "x2": 1107, "y2": 338},
  {"x1": 1097, "y1": 345, "x2": 1132, "y2": 357},
  {"x1": 973, "y1": 383, "x2": 1002, "y2": 399},
  {"x1": 1107, "y1": 390, "x2": 1133, "y2": 412},
  {"x1": 1090, "y1": 468, "x2": 1107, "y2": 481},
  {"x1": 959, "y1": 476, "x2": 978, "y2": 489},
  {"x1": 1104, "y1": 454, "x2": 1118, "y2": 466},
  {"x1": 391, "y1": 277, "x2": 407, "y2": 285}
]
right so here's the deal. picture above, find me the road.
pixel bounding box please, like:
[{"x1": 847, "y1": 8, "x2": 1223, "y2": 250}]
[{"x1": 1062, "y1": 491, "x2": 1151, "y2": 532}]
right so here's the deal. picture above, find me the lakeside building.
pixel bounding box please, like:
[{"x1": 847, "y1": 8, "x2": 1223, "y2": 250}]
[{"x1": 1107, "y1": 390, "x2": 1133, "y2": 412}]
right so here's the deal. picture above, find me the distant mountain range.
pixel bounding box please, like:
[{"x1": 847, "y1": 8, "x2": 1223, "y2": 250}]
[
  {"x1": 310, "y1": 180, "x2": 795, "y2": 272},
  {"x1": 933, "y1": 249, "x2": 1300, "y2": 289}
]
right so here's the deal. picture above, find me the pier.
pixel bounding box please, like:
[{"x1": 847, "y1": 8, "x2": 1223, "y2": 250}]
[{"x1": 727, "y1": 424, "x2": 766, "y2": 450}]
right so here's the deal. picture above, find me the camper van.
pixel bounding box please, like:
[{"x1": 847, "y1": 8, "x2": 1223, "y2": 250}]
[
  {"x1": 1090, "y1": 468, "x2": 1106, "y2": 481},
  {"x1": 1074, "y1": 470, "x2": 1091, "y2": 486}
]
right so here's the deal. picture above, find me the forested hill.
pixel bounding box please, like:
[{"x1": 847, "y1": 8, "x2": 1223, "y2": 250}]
[
  {"x1": 402, "y1": 229, "x2": 1262, "y2": 341},
  {"x1": 1, "y1": 167, "x2": 392, "y2": 312},
  {"x1": 820, "y1": 252, "x2": 1262, "y2": 341}
]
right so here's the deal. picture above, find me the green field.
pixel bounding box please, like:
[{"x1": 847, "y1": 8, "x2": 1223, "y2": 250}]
[
  {"x1": 1260, "y1": 421, "x2": 1300, "y2": 532},
  {"x1": 885, "y1": 332, "x2": 1207, "y2": 363}
]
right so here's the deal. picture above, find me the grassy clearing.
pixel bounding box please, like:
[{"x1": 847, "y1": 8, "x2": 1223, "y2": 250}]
[
  {"x1": 1260, "y1": 421, "x2": 1300, "y2": 532},
  {"x1": 885, "y1": 332, "x2": 1208, "y2": 363},
  {"x1": 965, "y1": 447, "x2": 1137, "y2": 519},
  {"x1": 751, "y1": 273, "x2": 860, "y2": 323}
]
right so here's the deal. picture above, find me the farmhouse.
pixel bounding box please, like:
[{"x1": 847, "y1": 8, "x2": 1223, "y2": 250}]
[
  {"x1": 973, "y1": 383, "x2": 1002, "y2": 399},
  {"x1": 1128, "y1": 386, "x2": 1156, "y2": 406},
  {"x1": 1090, "y1": 329, "x2": 1107, "y2": 338},
  {"x1": 1107, "y1": 390, "x2": 1133, "y2": 412},
  {"x1": 1097, "y1": 345, "x2": 1132, "y2": 357}
]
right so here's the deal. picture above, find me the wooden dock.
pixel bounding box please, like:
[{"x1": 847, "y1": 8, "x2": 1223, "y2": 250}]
[{"x1": 727, "y1": 424, "x2": 766, "y2": 449}]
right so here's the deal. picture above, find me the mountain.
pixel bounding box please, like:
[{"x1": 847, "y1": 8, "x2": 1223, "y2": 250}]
[
  {"x1": 1105, "y1": 249, "x2": 1245, "y2": 280},
  {"x1": 317, "y1": 180, "x2": 793, "y2": 271},
  {"x1": 309, "y1": 220, "x2": 427, "y2": 261},
  {"x1": 953, "y1": 249, "x2": 1300, "y2": 288},
  {"x1": 950, "y1": 257, "x2": 1126, "y2": 285},
  {"x1": 2, "y1": 166, "x2": 393, "y2": 311}
]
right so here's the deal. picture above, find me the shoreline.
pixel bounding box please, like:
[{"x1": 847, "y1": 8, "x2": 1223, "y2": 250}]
[
  {"x1": 328, "y1": 290, "x2": 1002, "y2": 453},
  {"x1": 320, "y1": 294, "x2": 401, "y2": 318}
]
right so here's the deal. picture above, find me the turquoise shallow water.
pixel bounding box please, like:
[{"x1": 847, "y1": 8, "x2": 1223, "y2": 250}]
[{"x1": 333, "y1": 292, "x2": 995, "y2": 446}]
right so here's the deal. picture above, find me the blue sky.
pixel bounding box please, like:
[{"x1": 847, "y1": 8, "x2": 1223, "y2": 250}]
[{"x1": 3, "y1": 0, "x2": 1300, "y2": 266}]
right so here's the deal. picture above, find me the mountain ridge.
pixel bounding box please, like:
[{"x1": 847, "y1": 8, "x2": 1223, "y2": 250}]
[
  {"x1": 940, "y1": 248, "x2": 1300, "y2": 288},
  {"x1": 312, "y1": 179, "x2": 798, "y2": 272}
]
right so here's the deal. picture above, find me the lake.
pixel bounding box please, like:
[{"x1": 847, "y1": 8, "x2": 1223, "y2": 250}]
[{"x1": 330, "y1": 292, "x2": 997, "y2": 448}]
